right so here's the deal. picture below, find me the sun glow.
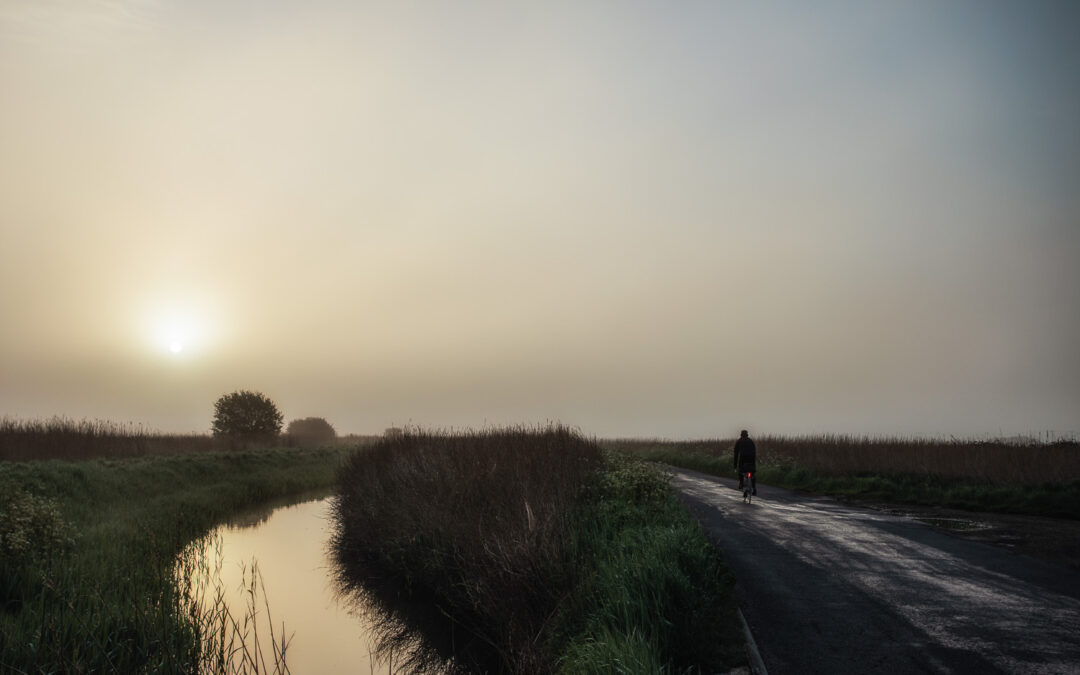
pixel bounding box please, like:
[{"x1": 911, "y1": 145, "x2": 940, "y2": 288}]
[
  {"x1": 157, "y1": 320, "x2": 195, "y2": 356},
  {"x1": 141, "y1": 301, "x2": 215, "y2": 358}
]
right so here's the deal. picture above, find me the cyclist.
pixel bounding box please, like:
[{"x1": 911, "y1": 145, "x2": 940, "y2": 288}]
[{"x1": 733, "y1": 429, "x2": 757, "y2": 495}]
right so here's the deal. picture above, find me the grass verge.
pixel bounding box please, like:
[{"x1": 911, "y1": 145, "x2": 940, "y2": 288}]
[
  {"x1": 557, "y1": 451, "x2": 743, "y2": 673},
  {"x1": 331, "y1": 426, "x2": 744, "y2": 674},
  {"x1": 0, "y1": 445, "x2": 349, "y2": 673}
]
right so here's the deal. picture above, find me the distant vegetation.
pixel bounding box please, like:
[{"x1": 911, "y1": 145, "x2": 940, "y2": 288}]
[
  {"x1": 331, "y1": 426, "x2": 743, "y2": 674},
  {"x1": 612, "y1": 435, "x2": 1080, "y2": 519},
  {"x1": 2, "y1": 413, "x2": 367, "y2": 461},
  {"x1": 0, "y1": 417, "x2": 226, "y2": 461},
  {"x1": 211, "y1": 390, "x2": 284, "y2": 442},
  {"x1": 285, "y1": 416, "x2": 337, "y2": 447},
  {"x1": 0, "y1": 443, "x2": 350, "y2": 673}
]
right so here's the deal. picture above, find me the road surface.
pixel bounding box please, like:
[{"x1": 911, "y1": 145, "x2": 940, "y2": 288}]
[{"x1": 668, "y1": 467, "x2": 1080, "y2": 674}]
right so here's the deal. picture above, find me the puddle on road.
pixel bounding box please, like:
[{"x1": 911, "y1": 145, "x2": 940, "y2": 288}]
[
  {"x1": 913, "y1": 516, "x2": 992, "y2": 532},
  {"x1": 863, "y1": 504, "x2": 993, "y2": 533}
]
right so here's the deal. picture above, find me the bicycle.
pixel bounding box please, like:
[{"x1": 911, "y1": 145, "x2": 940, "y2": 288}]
[{"x1": 742, "y1": 470, "x2": 753, "y2": 504}]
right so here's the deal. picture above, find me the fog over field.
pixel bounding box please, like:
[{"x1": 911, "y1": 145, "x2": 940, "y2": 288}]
[{"x1": 1, "y1": 1, "x2": 1077, "y2": 439}]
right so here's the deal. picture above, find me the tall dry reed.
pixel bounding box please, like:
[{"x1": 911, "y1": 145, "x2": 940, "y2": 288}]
[
  {"x1": 331, "y1": 425, "x2": 602, "y2": 674},
  {"x1": 607, "y1": 435, "x2": 1080, "y2": 485},
  {"x1": 1, "y1": 417, "x2": 246, "y2": 460},
  {"x1": 177, "y1": 534, "x2": 293, "y2": 674},
  {"x1": 757, "y1": 435, "x2": 1080, "y2": 485}
]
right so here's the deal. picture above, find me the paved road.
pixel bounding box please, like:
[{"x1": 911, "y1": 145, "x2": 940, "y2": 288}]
[{"x1": 668, "y1": 467, "x2": 1080, "y2": 674}]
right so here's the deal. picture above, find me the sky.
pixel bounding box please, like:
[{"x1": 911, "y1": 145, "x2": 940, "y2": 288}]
[{"x1": 1, "y1": 1, "x2": 1078, "y2": 440}]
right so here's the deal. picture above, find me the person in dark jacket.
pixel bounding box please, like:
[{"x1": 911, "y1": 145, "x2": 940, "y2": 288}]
[{"x1": 733, "y1": 429, "x2": 757, "y2": 494}]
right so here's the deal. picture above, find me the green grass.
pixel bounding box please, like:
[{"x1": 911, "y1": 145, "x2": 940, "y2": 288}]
[
  {"x1": 1, "y1": 445, "x2": 350, "y2": 673},
  {"x1": 631, "y1": 447, "x2": 731, "y2": 478},
  {"x1": 331, "y1": 427, "x2": 744, "y2": 674},
  {"x1": 614, "y1": 439, "x2": 1080, "y2": 519},
  {"x1": 558, "y1": 451, "x2": 743, "y2": 674}
]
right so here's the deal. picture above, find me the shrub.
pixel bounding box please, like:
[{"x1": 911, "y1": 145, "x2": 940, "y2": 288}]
[
  {"x1": 286, "y1": 417, "x2": 337, "y2": 447},
  {"x1": 0, "y1": 481, "x2": 72, "y2": 565}
]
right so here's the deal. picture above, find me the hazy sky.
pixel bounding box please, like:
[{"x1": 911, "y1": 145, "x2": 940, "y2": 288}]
[{"x1": 2, "y1": 1, "x2": 1078, "y2": 439}]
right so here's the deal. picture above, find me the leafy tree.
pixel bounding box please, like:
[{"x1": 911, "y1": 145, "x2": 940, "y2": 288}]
[
  {"x1": 286, "y1": 417, "x2": 337, "y2": 447},
  {"x1": 211, "y1": 390, "x2": 284, "y2": 440}
]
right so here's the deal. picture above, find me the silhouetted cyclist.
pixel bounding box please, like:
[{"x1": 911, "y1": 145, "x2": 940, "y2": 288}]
[{"x1": 733, "y1": 429, "x2": 757, "y2": 495}]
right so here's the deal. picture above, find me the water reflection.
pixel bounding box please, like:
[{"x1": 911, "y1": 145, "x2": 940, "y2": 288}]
[
  {"x1": 182, "y1": 497, "x2": 391, "y2": 673},
  {"x1": 330, "y1": 548, "x2": 469, "y2": 675}
]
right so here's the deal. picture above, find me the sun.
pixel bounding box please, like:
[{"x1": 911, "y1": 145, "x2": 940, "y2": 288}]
[
  {"x1": 137, "y1": 293, "x2": 223, "y2": 359},
  {"x1": 146, "y1": 310, "x2": 204, "y2": 357},
  {"x1": 158, "y1": 322, "x2": 192, "y2": 355}
]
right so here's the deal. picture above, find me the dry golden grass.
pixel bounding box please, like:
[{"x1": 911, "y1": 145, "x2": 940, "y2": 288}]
[{"x1": 0, "y1": 417, "x2": 227, "y2": 460}]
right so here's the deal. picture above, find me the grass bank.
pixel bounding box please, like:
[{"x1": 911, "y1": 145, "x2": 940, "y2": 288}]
[
  {"x1": 557, "y1": 451, "x2": 742, "y2": 673},
  {"x1": 611, "y1": 437, "x2": 1080, "y2": 519},
  {"x1": 331, "y1": 427, "x2": 744, "y2": 674},
  {"x1": 0, "y1": 445, "x2": 350, "y2": 673}
]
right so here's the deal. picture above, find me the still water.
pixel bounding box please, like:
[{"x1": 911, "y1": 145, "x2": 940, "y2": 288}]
[{"x1": 182, "y1": 496, "x2": 390, "y2": 673}]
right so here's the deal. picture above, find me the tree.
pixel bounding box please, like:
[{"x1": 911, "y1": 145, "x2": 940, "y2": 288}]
[
  {"x1": 286, "y1": 417, "x2": 336, "y2": 447},
  {"x1": 211, "y1": 390, "x2": 283, "y2": 440}
]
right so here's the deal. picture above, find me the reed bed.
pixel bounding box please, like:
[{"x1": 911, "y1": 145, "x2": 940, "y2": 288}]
[
  {"x1": 332, "y1": 425, "x2": 602, "y2": 673},
  {"x1": 607, "y1": 434, "x2": 1080, "y2": 486},
  {"x1": 177, "y1": 535, "x2": 292, "y2": 675},
  {"x1": 331, "y1": 426, "x2": 743, "y2": 674},
  {"x1": 758, "y1": 435, "x2": 1080, "y2": 485},
  {"x1": 0, "y1": 417, "x2": 229, "y2": 461}
]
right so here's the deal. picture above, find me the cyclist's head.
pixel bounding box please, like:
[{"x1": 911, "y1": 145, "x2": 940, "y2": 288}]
[{"x1": 740, "y1": 429, "x2": 749, "y2": 438}]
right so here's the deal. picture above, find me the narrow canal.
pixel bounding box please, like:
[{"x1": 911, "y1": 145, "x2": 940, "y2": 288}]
[{"x1": 181, "y1": 496, "x2": 392, "y2": 673}]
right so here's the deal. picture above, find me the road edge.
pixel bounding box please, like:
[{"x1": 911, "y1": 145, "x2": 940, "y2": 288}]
[{"x1": 739, "y1": 608, "x2": 768, "y2": 675}]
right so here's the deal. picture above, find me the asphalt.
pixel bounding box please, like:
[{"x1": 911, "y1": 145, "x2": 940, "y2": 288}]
[{"x1": 668, "y1": 467, "x2": 1080, "y2": 675}]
